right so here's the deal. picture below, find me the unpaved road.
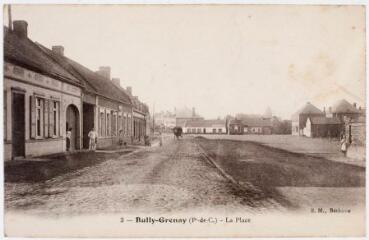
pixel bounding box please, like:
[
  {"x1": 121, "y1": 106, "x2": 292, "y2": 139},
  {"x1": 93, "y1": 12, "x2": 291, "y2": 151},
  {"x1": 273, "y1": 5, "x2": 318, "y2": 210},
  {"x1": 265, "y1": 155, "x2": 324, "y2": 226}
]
[{"x1": 5, "y1": 139, "x2": 278, "y2": 216}]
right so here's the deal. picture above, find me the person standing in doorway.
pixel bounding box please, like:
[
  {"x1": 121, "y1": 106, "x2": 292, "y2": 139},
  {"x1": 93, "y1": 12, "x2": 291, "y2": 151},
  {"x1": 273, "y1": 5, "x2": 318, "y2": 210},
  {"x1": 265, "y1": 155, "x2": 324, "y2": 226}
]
[
  {"x1": 66, "y1": 127, "x2": 72, "y2": 151},
  {"x1": 88, "y1": 127, "x2": 98, "y2": 151}
]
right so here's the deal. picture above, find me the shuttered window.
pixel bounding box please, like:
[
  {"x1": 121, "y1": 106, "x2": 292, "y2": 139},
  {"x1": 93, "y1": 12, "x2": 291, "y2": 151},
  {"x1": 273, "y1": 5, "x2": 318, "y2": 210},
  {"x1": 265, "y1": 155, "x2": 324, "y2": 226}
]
[
  {"x1": 49, "y1": 101, "x2": 59, "y2": 137},
  {"x1": 4, "y1": 91, "x2": 6, "y2": 140},
  {"x1": 36, "y1": 98, "x2": 44, "y2": 138},
  {"x1": 30, "y1": 97, "x2": 60, "y2": 139}
]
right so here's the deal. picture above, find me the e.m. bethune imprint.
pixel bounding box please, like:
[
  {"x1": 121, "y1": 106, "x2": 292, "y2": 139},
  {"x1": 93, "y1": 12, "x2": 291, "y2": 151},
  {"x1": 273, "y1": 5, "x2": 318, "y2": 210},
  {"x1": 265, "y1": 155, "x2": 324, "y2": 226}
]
[{"x1": 3, "y1": 3, "x2": 366, "y2": 238}]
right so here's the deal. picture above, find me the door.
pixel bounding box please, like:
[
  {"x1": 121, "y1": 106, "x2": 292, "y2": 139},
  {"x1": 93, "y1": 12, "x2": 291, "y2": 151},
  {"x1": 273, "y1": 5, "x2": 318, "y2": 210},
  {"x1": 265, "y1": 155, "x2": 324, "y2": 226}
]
[
  {"x1": 66, "y1": 105, "x2": 79, "y2": 150},
  {"x1": 12, "y1": 92, "x2": 25, "y2": 158}
]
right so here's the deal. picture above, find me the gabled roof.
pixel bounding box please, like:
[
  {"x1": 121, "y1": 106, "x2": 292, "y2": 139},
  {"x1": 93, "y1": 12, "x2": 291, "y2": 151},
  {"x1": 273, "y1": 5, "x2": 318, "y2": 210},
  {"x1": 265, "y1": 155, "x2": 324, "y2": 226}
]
[
  {"x1": 292, "y1": 102, "x2": 324, "y2": 118},
  {"x1": 309, "y1": 116, "x2": 342, "y2": 125},
  {"x1": 4, "y1": 28, "x2": 82, "y2": 86},
  {"x1": 241, "y1": 117, "x2": 272, "y2": 127},
  {"x1": 36, "y1": 43, "x2": 131, "y2": 105},
  {"x1": 185, "y1": 119, "x2": 226, "y2": 128},
  {"x1": 331, "y1": 99, "x2": 360, "y2": 114}
]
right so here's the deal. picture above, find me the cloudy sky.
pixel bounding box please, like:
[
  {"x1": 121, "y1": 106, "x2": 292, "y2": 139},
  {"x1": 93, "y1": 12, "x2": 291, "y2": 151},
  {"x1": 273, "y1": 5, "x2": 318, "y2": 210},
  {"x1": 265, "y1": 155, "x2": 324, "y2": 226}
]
[{"x1": 5, "y1": 4, "x2": 366, "y2": 119}]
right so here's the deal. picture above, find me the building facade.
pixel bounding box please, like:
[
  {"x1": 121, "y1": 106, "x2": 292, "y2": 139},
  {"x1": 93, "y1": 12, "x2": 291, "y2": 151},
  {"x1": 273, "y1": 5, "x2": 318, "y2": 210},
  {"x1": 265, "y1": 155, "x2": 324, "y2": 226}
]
[
  {"x1": 291, "y1": 102, "x2": 325, "y2": 136},
  {"x1": 183, "y1": 119, "x2": 227, "y2": 134},
  {"x1": 4, "y1": 22, "x2": 84, "y2": 160},
  {"x1": 303, "y1": 116, "x2": 341, "y2": 138},
  {"x1": 4, "y1": 20, "x2": 150, "y2": 160}
]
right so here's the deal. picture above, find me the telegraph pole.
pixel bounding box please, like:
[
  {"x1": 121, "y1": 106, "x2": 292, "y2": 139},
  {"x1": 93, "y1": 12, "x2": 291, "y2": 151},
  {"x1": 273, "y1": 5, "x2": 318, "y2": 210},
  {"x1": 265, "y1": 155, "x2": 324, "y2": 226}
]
[{"x1": 8, "y1": 5, "x2": 13, "y2": 31}]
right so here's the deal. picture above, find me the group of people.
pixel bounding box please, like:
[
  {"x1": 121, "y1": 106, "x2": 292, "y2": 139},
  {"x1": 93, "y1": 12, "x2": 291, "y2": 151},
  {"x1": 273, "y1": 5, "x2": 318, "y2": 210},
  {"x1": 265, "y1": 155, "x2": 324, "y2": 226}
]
[{"x1": 65, "y1": 127, "x2": 98, "y2": 151}]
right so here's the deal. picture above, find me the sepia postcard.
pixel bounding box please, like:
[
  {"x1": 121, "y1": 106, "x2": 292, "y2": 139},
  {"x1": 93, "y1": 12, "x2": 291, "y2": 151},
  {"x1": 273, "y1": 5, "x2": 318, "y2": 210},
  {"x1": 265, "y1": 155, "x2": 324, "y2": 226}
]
[{"x1": 2, "y1": 2, "x2": 367, "y2": 238}]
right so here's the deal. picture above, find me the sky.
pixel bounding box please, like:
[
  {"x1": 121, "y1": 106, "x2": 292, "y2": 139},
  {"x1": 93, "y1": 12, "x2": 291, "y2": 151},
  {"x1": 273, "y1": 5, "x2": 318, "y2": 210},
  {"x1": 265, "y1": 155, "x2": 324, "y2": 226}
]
[{"x1": 4, "y1": 4, "x2": 366, "y2": 119}]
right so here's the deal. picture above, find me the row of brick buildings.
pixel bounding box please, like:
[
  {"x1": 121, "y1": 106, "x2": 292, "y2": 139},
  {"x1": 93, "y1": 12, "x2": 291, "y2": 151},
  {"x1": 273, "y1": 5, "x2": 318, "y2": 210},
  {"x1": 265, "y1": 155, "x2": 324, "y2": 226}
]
[{"x1": 4, "y1": 20, "x2": 149, "y2": 161}]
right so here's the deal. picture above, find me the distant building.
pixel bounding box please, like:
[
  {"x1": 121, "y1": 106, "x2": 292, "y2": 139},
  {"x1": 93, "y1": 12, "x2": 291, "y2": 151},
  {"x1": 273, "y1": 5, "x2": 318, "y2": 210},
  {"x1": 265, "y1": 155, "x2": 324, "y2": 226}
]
[
  {"x1": 230, "y1": 108, "x2": 273, "y2": 135},
  {"x1": 326, "y1": 99, "x2": 361, "y2": 122},
  {"x1": 175, "y1": 107, "x2": 203, "y2": 127},
  {"x1": 303, "y1": 116, "x2": 341, "y2": 138},
  {"x1": 183, "y1": 119, "x2": 226, "y2": 134},
  {"x1": 228, "y1": 119, "x2": 243, "y2": 135},
  {"x1": 154, "y1": 111, "x2": 176, "y2": 131},
  {"x1": 291, "y1": 102, "x2": 325, "y2": 136}
]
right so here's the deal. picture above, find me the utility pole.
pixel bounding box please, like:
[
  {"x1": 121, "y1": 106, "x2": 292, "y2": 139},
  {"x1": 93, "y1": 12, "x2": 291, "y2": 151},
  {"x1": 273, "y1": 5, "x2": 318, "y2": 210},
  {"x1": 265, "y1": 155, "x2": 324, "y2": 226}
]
[
  {"x1": 8, "y1": 5, "x2": 12, "y2": 31},
  {"x1": 152, "y1": 102, "x2": 155, "y2": 134}
]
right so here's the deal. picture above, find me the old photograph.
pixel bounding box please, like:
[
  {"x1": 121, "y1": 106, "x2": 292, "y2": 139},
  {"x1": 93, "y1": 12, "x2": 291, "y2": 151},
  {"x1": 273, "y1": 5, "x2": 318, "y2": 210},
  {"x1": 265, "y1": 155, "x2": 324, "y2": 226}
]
[{"x1": 2, "y1": 3, "x2": 366, "y2": 238}]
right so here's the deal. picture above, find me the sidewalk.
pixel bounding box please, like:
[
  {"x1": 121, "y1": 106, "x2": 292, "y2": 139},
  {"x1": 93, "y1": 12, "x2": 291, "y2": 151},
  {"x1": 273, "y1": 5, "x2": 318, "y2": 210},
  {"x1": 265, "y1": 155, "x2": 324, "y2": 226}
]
[
  {"x1": 5, "y1": 150, "x2": 135, "y2": 183},
  {"x1": 199, "y1": 134, "x2": 365, "y2": 167}
]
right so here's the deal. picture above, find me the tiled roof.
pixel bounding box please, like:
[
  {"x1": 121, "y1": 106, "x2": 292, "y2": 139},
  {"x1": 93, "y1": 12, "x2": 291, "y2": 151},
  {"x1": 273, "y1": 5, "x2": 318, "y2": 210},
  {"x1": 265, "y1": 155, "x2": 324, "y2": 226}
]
[
  {"x1": 292, "y1": 102, "x2": 324, "y2": 119},
  {"x1": 309, "y1": 116, "x2": 342, "y2": 125},
  {"x1": 4, "y1": 28, "x2": 82, "y2": 86},
  {"x1": 241, "y1": 117, "x2": 272, "y2": 127},
  {"x1": 331, "y1": 99, "x2": 360, "y2": 114},
  {"x1": 36, "y1": 43, "x2": 132, "y2": 105},
  {"x1": 185, "y1": 119, "x2": 226, "y2": 128}
]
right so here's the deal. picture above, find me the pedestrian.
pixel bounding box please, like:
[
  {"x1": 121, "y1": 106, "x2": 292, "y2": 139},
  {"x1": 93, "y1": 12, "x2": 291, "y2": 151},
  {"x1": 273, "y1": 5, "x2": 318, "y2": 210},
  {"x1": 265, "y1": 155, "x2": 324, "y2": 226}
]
[
  {"x1": 88, "y1": 127, "x2": 98, "y2": 151},
  {"x1": 159, "y1": 131, "x2": 163, "y2": 147},
  {"x1": 66, "y1": 127, "x2": 72, "y2": 151}
]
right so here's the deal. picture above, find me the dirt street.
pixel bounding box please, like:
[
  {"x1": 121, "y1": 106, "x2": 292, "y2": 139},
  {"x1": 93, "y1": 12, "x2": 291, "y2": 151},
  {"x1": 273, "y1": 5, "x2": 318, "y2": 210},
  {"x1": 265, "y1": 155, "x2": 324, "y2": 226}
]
[
  {"x1": 6, "y1": 137, "x2": 364, "y2": 217},
  {"x1": 5, "y1": 138, "x2": 277, "y2": 216}
]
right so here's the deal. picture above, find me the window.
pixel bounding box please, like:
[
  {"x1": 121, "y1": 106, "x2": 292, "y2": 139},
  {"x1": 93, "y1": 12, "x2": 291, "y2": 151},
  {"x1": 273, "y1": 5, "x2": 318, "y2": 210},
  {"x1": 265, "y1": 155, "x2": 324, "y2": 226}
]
[
  {"x1": 197, "y1": 128, "x2": 201, "y2": 133},
  {"x1": 187, "y1": 128, "x2": 190, "y2": 133},
  {"x1": 218, "y1": 128, "x2": 222, "y2": 133},
  {"x1": 111, "y1": 111, "x2": 116, "y2": 136},
  {"x1": 106, "y1": 113, "x2": 110, "y2": 136},
  {"x1": 123, "y1": 114, "x2": 127, "y2": 135},
  {"x1": 118, "y1": 115, "x2": 122, "y2": 134},
  {"x1": 36, "y1": 98, "x2": 44, "y2": 137},
  {"x1": 212, "y1": 128, "x2": 216, "y2": 133},
  {"x1": 50, "y1": 100, "x2": 60, "y2": 137},
  {"x1": 100, "y1": 112, "x2": 105, "y2": 136},
  {"x1": 3, "y1": 91, "x2": 6, "y2": 140}
]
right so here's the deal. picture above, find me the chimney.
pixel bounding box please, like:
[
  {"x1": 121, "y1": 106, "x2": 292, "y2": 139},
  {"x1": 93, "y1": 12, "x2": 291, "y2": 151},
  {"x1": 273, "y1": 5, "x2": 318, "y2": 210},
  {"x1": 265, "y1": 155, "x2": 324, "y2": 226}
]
[
  {"x1": 192, "y1": 107, "x2": 196, "y2": 117},
  {"x1": 329, "y1": 106, "x2": 332, "y2": 113},
  {"x1": 112, "y1": 78, "x2": 120, "y2": 86},
  {"x1": 96, "y1": 66, "x2": 111, "y2": 80},
  {"x1": 52, "y1": 45, "x2": 64, "y2": 56},
  {"x1": 353, "y1": 102, "x2": 357, "y2": 109},
  {"x1": 13, "y1": 20, "x2": 28, "y2": 39},
  {"x1": 126, "y1": 86, "x2": 132, "y2": 95}
]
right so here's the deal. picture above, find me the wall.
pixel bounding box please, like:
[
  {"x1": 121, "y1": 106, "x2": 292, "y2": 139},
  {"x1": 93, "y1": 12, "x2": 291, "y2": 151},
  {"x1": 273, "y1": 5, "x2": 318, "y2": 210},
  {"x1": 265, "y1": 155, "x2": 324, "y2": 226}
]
[{"x1": 4, "y1": 62, "x2": 82, "y2": 160}]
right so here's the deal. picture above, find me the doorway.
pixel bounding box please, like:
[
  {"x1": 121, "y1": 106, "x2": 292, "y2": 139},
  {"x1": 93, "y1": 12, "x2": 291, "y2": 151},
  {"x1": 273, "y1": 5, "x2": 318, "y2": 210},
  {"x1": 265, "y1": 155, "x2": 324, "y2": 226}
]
[
  {"x1": 66, "y1": 104, "x2": 80, "y2": 151},
  {"x1": 83, "y1": 103, "x2": 95, "y2": 149},
  {"x1": 12, "y1": 92, "x2": 25, "y2": 158}
]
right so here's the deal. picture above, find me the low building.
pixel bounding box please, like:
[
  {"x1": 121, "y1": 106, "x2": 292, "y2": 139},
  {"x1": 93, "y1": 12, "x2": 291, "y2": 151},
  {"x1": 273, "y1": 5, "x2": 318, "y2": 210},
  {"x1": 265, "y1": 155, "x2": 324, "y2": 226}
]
[
  {"x1": 241, "y1": 117, "x2": 272, "y2": 135},
  {"x1": 228, "y1": 119, "x2": 243, "y2": 135},
  {"x1": 291, "y1": 102, "x2": 325, "y2": 136},
  {"x1": 37, "y1": 44, "x2": 134, "y2": 149},
  {"x1": 183, "y1": 119, "x2": 227, "y2": 134},
  {"x1": 303, "y1": 116, "x2": 341, "y2": 138},
  {"x1": 4, "y1": 21, "x2": 84, "y2": 160},
  {"x1": 327, "y1": 99, "x2": 361, "y2": 122}
]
